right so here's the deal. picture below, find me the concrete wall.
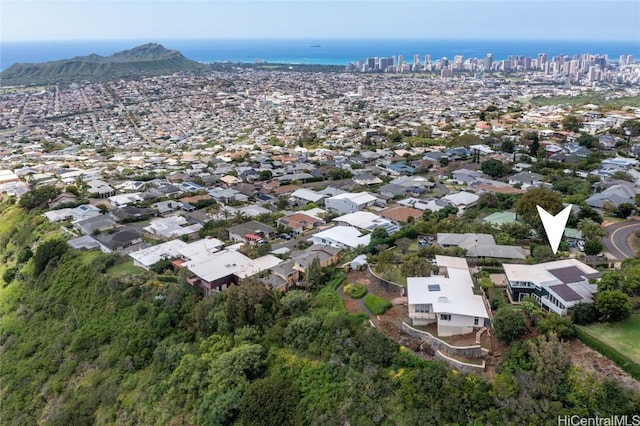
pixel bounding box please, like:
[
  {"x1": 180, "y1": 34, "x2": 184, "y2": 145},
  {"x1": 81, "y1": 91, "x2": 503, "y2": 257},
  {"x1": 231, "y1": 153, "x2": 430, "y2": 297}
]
[
  {"x1": 434, "y1": 350, "x2": 485, "y2": 374},
  {"x1": 402, "y1": 322, "x2": 488, "y2": 359},
  {"x1": 367, "y1": 264, "x2": 405, "y2": 296}
]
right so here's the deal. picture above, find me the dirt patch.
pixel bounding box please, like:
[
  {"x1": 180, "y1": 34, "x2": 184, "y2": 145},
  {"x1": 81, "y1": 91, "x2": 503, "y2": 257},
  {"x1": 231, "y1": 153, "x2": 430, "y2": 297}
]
[
  {"x1": 342, "y1": 297, "x2": 363, "y2": 315},
  {"x1": 490, "y1": 274, "x2": 507, "y2": 288},
  {"x1": 347, "y1": 270, "x2": 371, "y2": 286},
  {"x1": 569, "y1": 338, "x2": 640, "y2": 393}
]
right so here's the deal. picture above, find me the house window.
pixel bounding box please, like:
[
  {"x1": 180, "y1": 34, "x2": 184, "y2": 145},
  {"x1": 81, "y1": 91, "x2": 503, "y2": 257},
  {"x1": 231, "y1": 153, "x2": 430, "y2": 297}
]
[
  {"x1": 440, "y1": 314, "x2": 451, "y2": 321},
  {"x1": 415, "y1": 304, "x2": 430, "y2": 313},
  {"x1": 474, "y1": 317, "x2": 479, "y2": 325}
]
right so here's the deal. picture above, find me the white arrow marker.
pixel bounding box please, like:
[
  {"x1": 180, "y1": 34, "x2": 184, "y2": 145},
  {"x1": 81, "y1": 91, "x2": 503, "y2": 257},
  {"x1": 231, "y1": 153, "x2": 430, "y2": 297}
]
[{"x1": 536, "y1": 204, "x2": 572, "y2": 255}]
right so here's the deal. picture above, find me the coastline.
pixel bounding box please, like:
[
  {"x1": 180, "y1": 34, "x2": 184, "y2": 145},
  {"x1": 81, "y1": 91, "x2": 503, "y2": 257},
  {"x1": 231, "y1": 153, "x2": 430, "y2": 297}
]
[{"x1": 2, "y1": 38, "x2": 639, "y2": 71}]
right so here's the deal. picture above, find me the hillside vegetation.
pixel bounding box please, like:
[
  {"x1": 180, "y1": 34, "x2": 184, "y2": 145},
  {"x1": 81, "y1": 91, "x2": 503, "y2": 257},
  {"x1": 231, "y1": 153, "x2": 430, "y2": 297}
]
[
  {"x1": 1, "y1": 197, "x2": 639, "y2": 425},
  {"x1": 0, "y1": 43, "x2": 208, "y2": 86}
]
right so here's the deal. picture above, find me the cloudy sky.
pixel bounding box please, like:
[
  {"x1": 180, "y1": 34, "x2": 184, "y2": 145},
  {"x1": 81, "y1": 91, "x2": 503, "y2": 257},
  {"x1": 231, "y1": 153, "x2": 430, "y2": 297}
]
[{"x1": 2, "y1": 0, "x2": 639, "y2": 41}]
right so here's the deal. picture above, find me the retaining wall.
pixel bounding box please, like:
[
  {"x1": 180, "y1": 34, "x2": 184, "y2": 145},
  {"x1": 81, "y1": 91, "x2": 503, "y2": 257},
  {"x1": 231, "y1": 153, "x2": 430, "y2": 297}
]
[
  {"x1": 434, "y1": 350, "x2": 486, "y2": 374},
  {"x1": 367, "y1": 264, "x2": 405, "y2": 296},
  {"x1": 402, "y1": 322, "x2": 488, "y2": 359}
]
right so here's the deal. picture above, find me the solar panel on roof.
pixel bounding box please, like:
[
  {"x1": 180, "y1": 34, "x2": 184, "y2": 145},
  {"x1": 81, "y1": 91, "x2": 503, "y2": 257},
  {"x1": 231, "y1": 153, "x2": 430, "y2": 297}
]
[{"x1": 428, "y1": 284, "x2": 441, "y2": 291}]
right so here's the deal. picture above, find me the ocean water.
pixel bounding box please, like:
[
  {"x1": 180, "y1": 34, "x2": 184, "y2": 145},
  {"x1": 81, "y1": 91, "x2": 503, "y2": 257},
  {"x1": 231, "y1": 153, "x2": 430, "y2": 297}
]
[{"x1": 2, "y1": 38, "x2": 639, "y2": 70}]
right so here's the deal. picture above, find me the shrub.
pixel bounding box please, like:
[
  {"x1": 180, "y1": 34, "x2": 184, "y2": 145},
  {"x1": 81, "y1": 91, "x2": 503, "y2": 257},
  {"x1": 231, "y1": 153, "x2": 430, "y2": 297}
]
[
  {"x1": 536, "y1": 313, "x2": 574, "y2": 340},
  {"x1": 595, "y1": 290, "x2": 632, "y2": 322},
  {"x1": 571, "y1": 303, "x2": 599, "y2": 325},
  {"x1": 3, "y1": 266, "x2": 18, "y2": 284},
  {"x1": 343, "y1": 283, "x2": 367, "y2": 299},
  {"x1": 33, "y1": 239, "x2": 68, "y2": 276},
  {"x1": 493, "y1": 307, "x2": 526, "y2": 343},
  {"x1": 364, "y1": 294, "x2": 392, "y2": 315},
  {"x1": 16, "y1": 247, "x2": 33, "y2": 263}
]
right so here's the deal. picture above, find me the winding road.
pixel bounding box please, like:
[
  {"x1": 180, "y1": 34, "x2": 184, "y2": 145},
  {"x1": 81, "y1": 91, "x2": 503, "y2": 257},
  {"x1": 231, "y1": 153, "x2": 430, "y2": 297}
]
[{"x1": 602, "y1": 218, "x2": 640, "y2": 260}]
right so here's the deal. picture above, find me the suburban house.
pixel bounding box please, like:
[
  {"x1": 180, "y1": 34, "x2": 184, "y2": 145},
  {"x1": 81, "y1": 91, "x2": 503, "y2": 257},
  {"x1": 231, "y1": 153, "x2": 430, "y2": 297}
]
[
  {"x1": 437, "y1": 233, "x2": 527, "y2": 260},
  {"x1": 333, "y1": 211, "x2": 400, "y2": 234},
  {"x1": 379, "y1": 206, "x2": 423, "y2": 224},
  {"x1": 86, "y1": 179, "x2": 115, "y2": 198},
  {"x1": 73, "y1": 215, "x2": 117, "y2": 235},
  {"x1": 289, "y1": 188, "x2": 326, "y2": 206},
  {"x1": 143, "y1": 216, "x2": 203, "y2": 239},
  {"x1": 442, "y1": 191, "x2": 480, "y2": 211},
  {"x1": 585, "y1": 183, "x2": 639, "y2": 209},
  {"x1": 267, "y1": 245, "x2": 342, "y2": 290},
  {"x1": 309, "y1": 226, "x2": 371, "y2": 249},
  {"x1": 43, "y1": 204, "x2": 102, "y2": 223},
  {"x1": 183, "y1": 249, "x2": 281, "y2": 295},
  {"x1": 503, "y1": 259, "x2": 601, "y2": 315},
  {"x1": 94, "y1": 229, "x2": 143, "y2": 253},
  {"x1": 508, "y1": 171, "x2": 544, "y2": 188},
  {"x1": 227, "y1": 220, "x2": 276, "y2": 243},
  {"x1": 129, "y1": 239, "x2": 190, "y2": 270},
  {"x1": 324, "y1": 192, "x2": 378, "y2": 214},
  {"x1": 278, "y1": 212, "x2": 325, "y2": 234},
  {"x1": 48, "y1": 192, "x2": 79, "y2": 209},
  {"x1": 108, "y1": 193, "x2": 145, "y2": 207},
  {"x1": 407, "y1": 255, "x2": 490, "y2": 337}
]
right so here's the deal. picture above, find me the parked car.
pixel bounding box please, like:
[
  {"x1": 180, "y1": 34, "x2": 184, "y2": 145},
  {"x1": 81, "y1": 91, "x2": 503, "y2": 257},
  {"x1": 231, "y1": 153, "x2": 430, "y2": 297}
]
[
  {"x1": 279, "y1": 233, "x2": 292, "y2": 240},
  {"x1": 577, "y1": 240, "x2": 585, "y2": 252}
]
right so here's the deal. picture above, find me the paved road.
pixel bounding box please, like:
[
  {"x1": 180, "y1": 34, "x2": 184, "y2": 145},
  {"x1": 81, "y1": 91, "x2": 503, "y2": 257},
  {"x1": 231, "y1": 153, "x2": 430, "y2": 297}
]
[{"x1": 602, "y1": 218, "x2": 640, "y2": 260}]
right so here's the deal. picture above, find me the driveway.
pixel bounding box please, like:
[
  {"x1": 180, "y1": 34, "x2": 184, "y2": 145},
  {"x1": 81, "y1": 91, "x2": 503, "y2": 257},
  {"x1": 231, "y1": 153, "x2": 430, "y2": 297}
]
[{"x1": 602, "y1": 218, "x2": 640, "y2": 260}]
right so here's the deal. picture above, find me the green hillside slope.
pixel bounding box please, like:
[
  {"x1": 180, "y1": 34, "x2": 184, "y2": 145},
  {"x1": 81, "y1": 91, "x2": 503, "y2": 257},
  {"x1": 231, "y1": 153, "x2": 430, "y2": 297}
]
[{"x1": 0, "y1": 43, "x2": 208, "y2": 86}]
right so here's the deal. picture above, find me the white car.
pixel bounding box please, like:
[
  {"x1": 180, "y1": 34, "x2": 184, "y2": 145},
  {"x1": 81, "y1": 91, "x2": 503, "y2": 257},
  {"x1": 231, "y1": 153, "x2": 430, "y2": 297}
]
[{"x1": 577, "y1": 240, "x2": 585, "y2": 251}]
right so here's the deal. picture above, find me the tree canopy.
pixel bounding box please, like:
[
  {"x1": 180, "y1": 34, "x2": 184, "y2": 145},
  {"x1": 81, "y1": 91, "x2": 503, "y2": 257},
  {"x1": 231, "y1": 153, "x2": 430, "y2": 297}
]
[{"x1": 514, "y1": 187, "x2": 564, "y2": 237}]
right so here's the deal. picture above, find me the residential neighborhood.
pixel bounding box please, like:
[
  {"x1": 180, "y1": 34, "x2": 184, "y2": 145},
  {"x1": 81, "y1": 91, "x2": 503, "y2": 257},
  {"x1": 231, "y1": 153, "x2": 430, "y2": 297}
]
[{"x1": 2, "y1": 60, "x2": 640, "y2": 404}]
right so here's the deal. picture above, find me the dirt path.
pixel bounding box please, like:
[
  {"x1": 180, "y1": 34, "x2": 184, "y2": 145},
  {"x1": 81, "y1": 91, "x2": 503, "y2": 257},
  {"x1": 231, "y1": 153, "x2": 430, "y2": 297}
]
[{"x1": 336, "y1": 282, "x2": 377, "y2": 322}]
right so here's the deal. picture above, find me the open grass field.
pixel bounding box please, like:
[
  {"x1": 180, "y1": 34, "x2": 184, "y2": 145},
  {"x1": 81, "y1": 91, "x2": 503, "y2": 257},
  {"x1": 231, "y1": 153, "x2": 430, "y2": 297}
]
[{"x1": 579, "y1": 313, "x2": 640, "y2": 364}]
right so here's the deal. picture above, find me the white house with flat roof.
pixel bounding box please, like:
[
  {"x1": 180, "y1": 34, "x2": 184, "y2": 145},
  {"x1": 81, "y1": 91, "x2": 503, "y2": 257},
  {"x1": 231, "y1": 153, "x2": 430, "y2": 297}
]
[
  {"x1": 333, "y1": 211, "x2": 399, "y2": 234},
  {"x1": 309, "y1": 226, "x2": 371, "y2": 249},
  {"x1": 129, "y1": 239, "x2": 189, "y2": 270},
  {"x1": 407, "y1": 255, "x2": 490, "y2": 337}
]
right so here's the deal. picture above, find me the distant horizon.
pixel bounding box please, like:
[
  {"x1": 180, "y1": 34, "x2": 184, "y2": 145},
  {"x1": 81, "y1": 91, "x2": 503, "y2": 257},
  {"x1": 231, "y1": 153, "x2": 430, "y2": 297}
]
[{"x1": 3, "y1": 38, "x2": 639, "y2": 71}]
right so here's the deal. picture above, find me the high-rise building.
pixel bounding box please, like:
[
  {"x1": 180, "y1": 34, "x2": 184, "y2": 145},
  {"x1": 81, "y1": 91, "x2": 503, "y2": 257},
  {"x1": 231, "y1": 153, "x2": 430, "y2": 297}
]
[{"x1": 485, "y1": 53, "x2": 493, "y2": 71}]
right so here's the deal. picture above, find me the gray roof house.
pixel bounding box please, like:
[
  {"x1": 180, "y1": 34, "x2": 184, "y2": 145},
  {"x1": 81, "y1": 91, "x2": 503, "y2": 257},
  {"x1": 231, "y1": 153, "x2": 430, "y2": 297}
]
[{"x1": 586, "y1": 183, "x2": 638, "y2": 208}]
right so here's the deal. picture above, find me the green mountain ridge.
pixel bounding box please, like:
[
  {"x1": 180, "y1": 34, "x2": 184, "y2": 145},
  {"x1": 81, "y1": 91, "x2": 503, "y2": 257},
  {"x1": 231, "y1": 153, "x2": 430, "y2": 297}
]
[{"x1": 0, "y1": 43, "x2": 208, "y2": 86}]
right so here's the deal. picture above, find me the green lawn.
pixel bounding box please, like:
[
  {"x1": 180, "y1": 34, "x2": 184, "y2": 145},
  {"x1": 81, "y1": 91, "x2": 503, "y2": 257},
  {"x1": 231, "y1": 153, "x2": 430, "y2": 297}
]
[
  {"x1": 107, "y1": 260, "x2": 145, "y2": 277},
  {"x1": 579, "y1": 313, "x2": 640, "y2": 364}
]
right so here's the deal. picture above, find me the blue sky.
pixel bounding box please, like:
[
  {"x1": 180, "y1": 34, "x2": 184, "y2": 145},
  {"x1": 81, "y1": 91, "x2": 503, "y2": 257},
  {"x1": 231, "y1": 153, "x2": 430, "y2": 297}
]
[{"x1": 2, "y1": 0, "x2": 639, "y2": 41}]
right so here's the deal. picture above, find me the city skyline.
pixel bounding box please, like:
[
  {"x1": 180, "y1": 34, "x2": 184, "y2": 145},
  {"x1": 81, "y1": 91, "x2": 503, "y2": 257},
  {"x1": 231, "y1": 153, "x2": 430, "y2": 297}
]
[{"x1": 2, "y1": 0, "x2": 639, "y2": 42}]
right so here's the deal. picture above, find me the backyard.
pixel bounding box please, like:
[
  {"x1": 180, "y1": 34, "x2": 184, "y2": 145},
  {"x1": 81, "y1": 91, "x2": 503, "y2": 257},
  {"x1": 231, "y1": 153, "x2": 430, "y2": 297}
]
[
  {"x1": 106, "y1": 259, "x2": 145, "y2": 277},
  {"x1": 577, "y1": 313, "x2": 640, "y2": 364}
]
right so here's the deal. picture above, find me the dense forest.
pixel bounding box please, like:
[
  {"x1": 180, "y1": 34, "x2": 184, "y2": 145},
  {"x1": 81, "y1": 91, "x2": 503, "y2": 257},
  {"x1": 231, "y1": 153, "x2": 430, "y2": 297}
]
[{"x1": 1, "y1": 197, "x2": 640, "y2": 425}]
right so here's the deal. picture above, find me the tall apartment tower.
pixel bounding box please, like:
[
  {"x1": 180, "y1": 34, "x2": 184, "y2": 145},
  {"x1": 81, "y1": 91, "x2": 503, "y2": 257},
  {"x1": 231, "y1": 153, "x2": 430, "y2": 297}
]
[
  {"x1": 485, "y1": 53, "x2": 493, "y2": 71},
  {"x1": 537, "y1": 53, "x2": 548, "y2": 70}
]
